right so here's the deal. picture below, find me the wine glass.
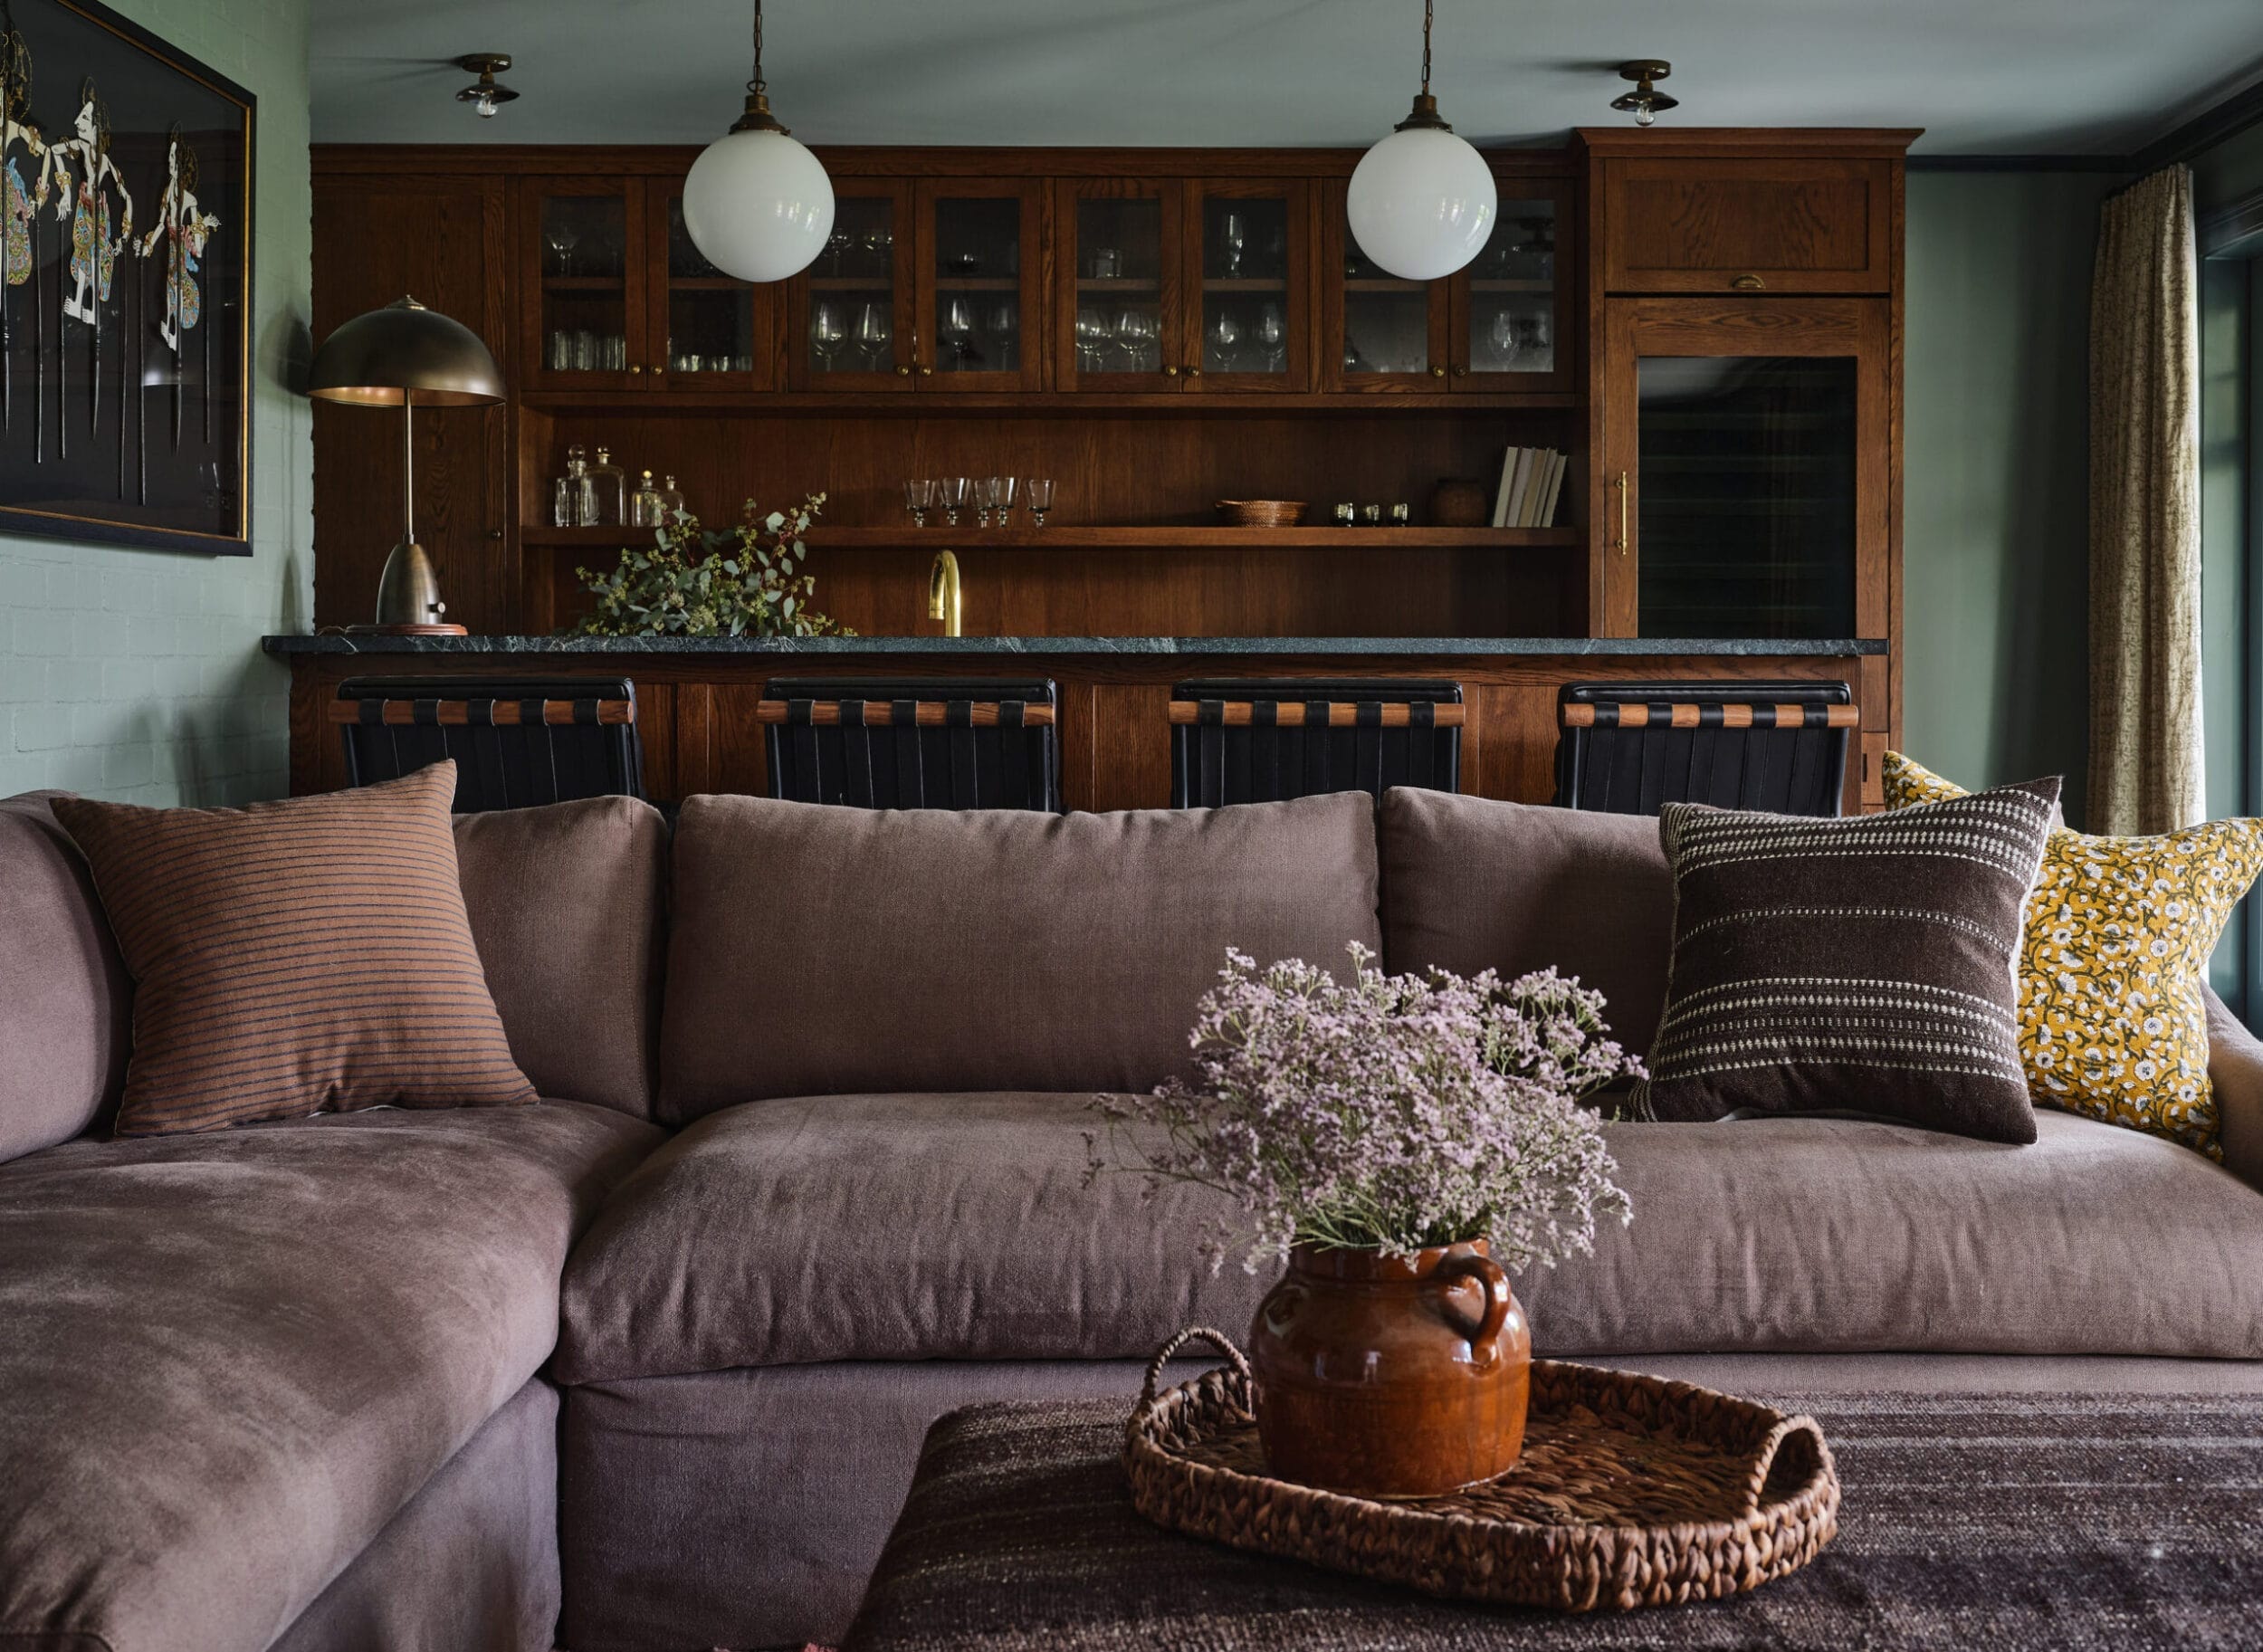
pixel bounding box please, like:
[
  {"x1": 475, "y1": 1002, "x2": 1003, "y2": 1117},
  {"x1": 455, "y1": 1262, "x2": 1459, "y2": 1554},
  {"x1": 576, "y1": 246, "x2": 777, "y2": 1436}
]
[
  {"x1": 1023, "y1": 478, "x2": 1055, "y2": 529},
  {"x1": 1116, "y1": 309, "x2": 1158, "y2": 370},
  {"x1": 903, "y1": 478, "x2": 936, "y2": 528},
  {"x1": 1256, "y1": 302, "x2": 1285, "y2": 372},
  {"x1": 859, "y1": 227, "x2": 892, "y2": 274},
  {"x1": 854, "y1": 302, "x2": 893, "y2": 370},
  {"x1": 1218, "y1": 211, "x2": 1246, "y2": 278},
  {"x1": 939, "y1": 476, "x2": 972, "y2": 527},
  {"x1": 1488, "y1": 309, "x2": 1518, "y2": 371},
  {"x1": 940, "y1": 298, "x2": 977, "y2": 367},
  {"x1": 989, "y1": 475, "x2": 1019, "y2": 528},
  {"x1": 987, "y1": 301, "x2": 1017, "y2": 371},
  {"x1": 975, "y1": 475, "x2": 998, "y2": 529},
  {"x1": 823, "y1": 229, "x2": 852, "y2": 275},
  {"x1": 1075, "y1": 306, "x2": 1109, "y2": 372},
  {"x1": 545, "y1": 221, "x2": 578, "y2": 276},
  {"x1": 1523, "y1": 314, "x2": 1553, "y2": 370},
  {"x1": 1208, "y1": 310, "x2": 1241, "y2": 372},
  {"x1": 810, "y1": 301, "x2": 846, "y2": 371}
]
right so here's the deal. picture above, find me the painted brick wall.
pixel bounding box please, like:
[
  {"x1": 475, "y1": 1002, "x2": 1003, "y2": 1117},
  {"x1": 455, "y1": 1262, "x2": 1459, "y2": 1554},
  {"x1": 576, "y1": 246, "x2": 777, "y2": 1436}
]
[{"x1": 0, "y1": 0, "x2": 310, "y2": 805}]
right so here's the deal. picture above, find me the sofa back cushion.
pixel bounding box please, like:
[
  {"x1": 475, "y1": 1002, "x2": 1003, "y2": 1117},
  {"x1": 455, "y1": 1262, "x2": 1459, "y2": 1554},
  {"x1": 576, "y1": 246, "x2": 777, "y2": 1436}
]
[
  {"x1": 658, "y1": 793, "x2": 1381, "y2": 1122},
  {"x1": 1380, "y1": 788, "x2": 1672, "y2": 1058},
  {"x1": 0, "y1": 793, "x2": 131, "y2": 1160},
  {"x1": 454, "y1": 796, "x2": 668, "y2": 1118}
]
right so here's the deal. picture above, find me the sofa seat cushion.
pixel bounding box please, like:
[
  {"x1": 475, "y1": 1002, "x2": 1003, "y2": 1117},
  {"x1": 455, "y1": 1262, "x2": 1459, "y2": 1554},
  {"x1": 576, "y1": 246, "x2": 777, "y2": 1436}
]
[
  {"x1": 560, "y1": 1099, "x2": 2263, "y2": 1387},
  {"x1": 558, "y1": 1093, "x2": 1273, "y2": 1382},
  {"x1": 1523, "y1": 1110, "x2": 2263, "y2": 1359},
  {"x1": 0, "y1": 1099, "x2": 660, "y2": 1652}
]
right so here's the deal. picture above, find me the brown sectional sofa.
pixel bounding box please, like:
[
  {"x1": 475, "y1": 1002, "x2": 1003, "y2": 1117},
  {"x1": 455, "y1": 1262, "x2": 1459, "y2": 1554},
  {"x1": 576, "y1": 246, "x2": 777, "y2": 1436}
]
[{"x1": 5, "y1": 785, "x2": 2263, "y2": 1652}]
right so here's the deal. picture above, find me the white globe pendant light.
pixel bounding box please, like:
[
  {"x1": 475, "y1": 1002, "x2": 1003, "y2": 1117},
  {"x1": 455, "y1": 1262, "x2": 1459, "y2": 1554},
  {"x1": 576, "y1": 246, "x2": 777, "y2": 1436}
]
[
  {"x1": 683, "y1": 0, "x2": 835, "y2": 284},
  {"x1": 1346, "y1": 0, "x2": 1495, "y2": 282}
]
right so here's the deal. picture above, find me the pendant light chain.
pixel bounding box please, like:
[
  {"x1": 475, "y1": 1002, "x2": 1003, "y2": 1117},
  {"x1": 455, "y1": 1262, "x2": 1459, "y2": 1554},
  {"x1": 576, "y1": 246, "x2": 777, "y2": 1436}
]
[
  {"x1": 1420, "y1": 0, "x2": 1433, "y2": 97},
  {"x1": 748, "y1": 0, "x2": 766, "y2": 100}
]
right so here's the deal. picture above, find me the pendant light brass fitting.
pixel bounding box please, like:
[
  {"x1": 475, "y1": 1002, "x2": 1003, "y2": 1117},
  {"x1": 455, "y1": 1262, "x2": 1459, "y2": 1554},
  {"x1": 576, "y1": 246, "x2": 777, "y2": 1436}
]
[
  {"x1": 455, "y1": 53, "x2": 519, "y2": 118},
  {"x1": 1392, "y1": 0, "x2": 1454, "y2": 131},
  {"x1": 729, "y1": 0, "x2": 790, "y2": 134},
  {"x1": 1610, "y1": 60, "x2": 1677, "y2": 126}
]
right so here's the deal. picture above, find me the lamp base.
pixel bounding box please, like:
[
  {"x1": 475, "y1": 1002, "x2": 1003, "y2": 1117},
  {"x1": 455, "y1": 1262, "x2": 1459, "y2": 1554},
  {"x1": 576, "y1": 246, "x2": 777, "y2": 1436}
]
[{"x1": 371, "y1": 536, "x2": 453, "y2": 630}]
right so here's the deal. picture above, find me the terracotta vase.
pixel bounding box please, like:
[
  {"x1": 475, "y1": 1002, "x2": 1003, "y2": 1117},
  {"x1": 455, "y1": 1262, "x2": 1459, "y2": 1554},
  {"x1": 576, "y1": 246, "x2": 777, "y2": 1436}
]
[{"x1": 1248, "y1": 1238, "x2": 1531, "y2": 1497}]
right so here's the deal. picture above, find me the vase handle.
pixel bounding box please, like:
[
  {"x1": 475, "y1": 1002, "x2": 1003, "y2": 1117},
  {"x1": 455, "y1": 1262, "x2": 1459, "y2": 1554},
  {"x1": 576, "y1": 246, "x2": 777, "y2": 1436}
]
[{"x1": 1437, "y1": 1250, "x2": 1512, "y2": 1346}]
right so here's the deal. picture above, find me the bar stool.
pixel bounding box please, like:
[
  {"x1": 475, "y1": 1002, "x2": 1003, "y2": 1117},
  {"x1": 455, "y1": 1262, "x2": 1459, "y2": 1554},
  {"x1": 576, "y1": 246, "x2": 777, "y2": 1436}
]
[
  {"x1": 1170, "y1": 678, "x2": 1464, "y2": 807},
  {"x1": 332, "y1": 676, "x2": 646, "y2": 812},
  {"x1": 1551, "y1": 680, "x2": 1855, "y2": 817},
  {"x1": 759, "y1": 677, "x2": 1059, "y2": 811}
]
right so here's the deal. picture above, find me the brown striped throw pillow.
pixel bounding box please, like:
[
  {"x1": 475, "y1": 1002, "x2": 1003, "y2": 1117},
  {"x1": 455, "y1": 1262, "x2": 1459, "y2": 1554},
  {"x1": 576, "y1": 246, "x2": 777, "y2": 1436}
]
[
  {"x1": 53, "y1": 764, "x2": 535, "y2": 1136},
  {"x1": 1629, "y1": 778, "x2": 2060, "y2": 1143}
]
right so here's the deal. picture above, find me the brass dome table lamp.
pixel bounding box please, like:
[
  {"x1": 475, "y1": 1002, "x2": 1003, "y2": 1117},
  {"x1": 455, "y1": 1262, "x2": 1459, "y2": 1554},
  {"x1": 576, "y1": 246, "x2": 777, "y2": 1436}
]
[{"x1": 307, "y1": 296, "x2": 506, "y2": 634}]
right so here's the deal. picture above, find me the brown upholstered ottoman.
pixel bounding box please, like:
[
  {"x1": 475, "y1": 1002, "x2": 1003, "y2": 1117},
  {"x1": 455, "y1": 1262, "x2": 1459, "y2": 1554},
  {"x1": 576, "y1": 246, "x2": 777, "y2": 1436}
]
[{"x1": 842, "y1": 1393, "x2": 2263, "y2": 1650}]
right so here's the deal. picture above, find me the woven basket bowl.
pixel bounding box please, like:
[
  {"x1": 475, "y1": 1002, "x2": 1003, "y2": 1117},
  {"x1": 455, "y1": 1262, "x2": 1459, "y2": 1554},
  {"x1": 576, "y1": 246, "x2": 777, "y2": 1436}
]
[
  {"x1": 1217, "y1": 499, "x2": 1306, "y2": 527},
  {"x1": 1123, "y1": 1327, "x2": 1840, "y2": 1613}
]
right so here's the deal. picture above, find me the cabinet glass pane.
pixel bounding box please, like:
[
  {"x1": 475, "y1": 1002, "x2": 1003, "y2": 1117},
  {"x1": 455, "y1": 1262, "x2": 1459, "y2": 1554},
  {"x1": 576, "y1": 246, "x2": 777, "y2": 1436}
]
[
  {"x1": 1636, "y1": 356, "x2": 1858, "y2": 639},
  {"x1": 806, "y1": 196, "x2": 896, "y2": 377},
  {"x1": 1341, "y1": 205, "x2": 1427, "y2": 375},
  {"x1": 664, "y1": 198, "x2": 754, "y2": 374},
  {"x1": 1074, "y1": 197, "x2": 1163, "y2": 376},
  {"x1": 539, "y1": 196, "x2": 627, "y2": 373},
  {"x1": 932, "y1": 197, "x2": 1022, "y2": 373},
  {"x1": 1465, "y1": 198, "x2": 1556, "y2": 374},
  {"x1": 1200, "y1": 195, "x2": 1289, "y2": 376}
]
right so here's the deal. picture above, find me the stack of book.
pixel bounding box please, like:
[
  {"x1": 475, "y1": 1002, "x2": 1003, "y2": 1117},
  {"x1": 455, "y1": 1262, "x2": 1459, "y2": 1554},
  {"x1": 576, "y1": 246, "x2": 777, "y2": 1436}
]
[{"x1": 1491, "y1": 446, "x2": 1568, "y2": 529}]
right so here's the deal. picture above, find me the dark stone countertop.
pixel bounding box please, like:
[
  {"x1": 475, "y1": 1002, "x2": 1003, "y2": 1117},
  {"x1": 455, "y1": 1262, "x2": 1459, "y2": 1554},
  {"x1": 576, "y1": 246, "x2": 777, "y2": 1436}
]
[{"x1": 263, "y1": 634, "x2": 1887, "y2": 657}]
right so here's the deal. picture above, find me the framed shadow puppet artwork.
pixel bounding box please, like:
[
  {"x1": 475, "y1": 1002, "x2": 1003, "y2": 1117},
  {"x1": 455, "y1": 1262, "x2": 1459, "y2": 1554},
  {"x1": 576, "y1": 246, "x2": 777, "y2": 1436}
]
[{"x1": 0, "y1": 0, "x2": 252, "y2": 555}]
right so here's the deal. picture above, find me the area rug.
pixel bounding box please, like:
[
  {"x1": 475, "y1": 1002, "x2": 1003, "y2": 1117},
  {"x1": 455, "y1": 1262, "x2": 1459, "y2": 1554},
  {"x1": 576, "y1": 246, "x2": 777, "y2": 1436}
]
[{"x1": 843, "y1": 1390, "x2": 2263, "y2": 1650}]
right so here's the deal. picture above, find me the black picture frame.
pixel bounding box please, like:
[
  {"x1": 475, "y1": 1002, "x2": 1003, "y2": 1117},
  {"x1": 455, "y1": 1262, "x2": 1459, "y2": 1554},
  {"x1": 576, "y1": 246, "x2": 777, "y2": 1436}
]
[{"x1": 0, "y1": 0, "x2": 253, "y2": 556}]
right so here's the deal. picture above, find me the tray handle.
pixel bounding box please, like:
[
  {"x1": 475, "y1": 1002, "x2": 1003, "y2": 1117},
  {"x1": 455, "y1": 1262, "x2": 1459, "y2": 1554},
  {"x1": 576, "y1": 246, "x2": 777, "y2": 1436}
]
[
  {"x1": 1142, "y1": 1325, "x2": 1253, "y2": 1408},
  {"x1": 1741, "y1": 1412, "x2": 1832, "y2": 1514}
]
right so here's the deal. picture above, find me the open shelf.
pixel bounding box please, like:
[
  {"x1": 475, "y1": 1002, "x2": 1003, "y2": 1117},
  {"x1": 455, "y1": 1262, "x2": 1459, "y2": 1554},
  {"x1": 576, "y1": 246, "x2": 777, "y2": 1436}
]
[
  {"x1": 541, "y1": 275, "x2": 626, "y2": 291},
  {"x1": 520, "y1": 524, "x2": 1580, "y2": 551}
]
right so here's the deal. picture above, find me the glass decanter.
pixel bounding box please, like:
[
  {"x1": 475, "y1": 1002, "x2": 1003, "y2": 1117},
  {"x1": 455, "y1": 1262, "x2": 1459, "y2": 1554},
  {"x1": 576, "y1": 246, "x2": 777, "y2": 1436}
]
[{"x1": 585, "y1": 447, "x2": 627, "y2": 527}]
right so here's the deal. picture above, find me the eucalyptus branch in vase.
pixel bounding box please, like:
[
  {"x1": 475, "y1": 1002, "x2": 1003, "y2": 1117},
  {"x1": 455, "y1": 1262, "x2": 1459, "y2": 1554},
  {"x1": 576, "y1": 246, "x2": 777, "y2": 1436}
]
[{"x1": 570, "y1": 492, "x2": 852, "y2": 638}]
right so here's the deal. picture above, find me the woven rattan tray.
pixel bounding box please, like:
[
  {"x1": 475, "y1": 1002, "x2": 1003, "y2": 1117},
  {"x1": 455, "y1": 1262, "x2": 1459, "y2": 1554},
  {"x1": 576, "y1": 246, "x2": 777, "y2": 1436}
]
[{"x1": 1123, "y1": 1328, "x2": 1840, "y2": 1612}]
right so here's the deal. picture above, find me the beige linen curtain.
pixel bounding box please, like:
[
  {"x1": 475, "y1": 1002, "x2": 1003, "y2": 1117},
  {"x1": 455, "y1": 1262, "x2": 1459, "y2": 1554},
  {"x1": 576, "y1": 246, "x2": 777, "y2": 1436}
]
[{"x1": 2088, "y1": 164, "x2": 2202, "y2": 836}]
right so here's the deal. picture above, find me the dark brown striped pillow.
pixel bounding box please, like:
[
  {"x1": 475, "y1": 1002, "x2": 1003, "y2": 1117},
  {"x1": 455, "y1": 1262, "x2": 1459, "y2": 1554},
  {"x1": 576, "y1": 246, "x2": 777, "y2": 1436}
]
[
  {"x1": 1629, "y1": 778, "x2": 2059, "y2": 1143},
  {"x1": 53, "y1": 764, "x2": 535, "y2": 1136}
]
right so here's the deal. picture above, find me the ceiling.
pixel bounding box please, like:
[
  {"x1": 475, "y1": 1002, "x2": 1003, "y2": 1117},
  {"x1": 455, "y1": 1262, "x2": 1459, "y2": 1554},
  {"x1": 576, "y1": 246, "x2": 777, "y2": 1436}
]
[{"x1": 310, "y1": 0, "x2": 2263, "y2": 157}]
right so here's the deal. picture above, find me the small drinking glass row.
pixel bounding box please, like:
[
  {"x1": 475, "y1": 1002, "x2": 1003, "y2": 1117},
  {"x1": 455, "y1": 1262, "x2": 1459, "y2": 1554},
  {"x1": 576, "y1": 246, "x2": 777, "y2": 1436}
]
[
  {"x1": 905, "y1": 477, "x2": 1055, "y2": 529},
  {"x1": 547, "y1": 331, "x2": 628, "y2": 372}
]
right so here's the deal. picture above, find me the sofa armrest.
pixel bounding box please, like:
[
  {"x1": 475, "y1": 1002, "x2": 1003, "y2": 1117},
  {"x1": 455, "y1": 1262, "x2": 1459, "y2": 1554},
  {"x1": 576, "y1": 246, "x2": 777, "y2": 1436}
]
[{"x1": 2205, "y1": 985, "x2": 2263, "y2": 1190}]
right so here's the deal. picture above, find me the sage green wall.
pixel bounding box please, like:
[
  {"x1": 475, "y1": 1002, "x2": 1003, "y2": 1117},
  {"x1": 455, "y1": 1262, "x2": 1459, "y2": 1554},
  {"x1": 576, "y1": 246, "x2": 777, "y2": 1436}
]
[
  {"x1": 0, "y1": 0, "x2": 310, "y2": 805},
  {"x1": 1902, "y1": 169, "x2": 2115, "y2": 827}
]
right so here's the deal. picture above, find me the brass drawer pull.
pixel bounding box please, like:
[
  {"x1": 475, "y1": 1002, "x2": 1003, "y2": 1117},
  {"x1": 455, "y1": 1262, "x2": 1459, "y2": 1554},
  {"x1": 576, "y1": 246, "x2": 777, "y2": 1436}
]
[{"x1": 1732, "y1": 273, "x2": 1766, "y2": 291}]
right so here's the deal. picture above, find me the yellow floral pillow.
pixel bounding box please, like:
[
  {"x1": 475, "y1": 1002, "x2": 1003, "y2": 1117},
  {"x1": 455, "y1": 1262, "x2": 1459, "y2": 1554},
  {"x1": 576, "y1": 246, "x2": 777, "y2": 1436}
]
[{"x1": 1882, "y1": 751, "x2": 2263, "y2": 1157}]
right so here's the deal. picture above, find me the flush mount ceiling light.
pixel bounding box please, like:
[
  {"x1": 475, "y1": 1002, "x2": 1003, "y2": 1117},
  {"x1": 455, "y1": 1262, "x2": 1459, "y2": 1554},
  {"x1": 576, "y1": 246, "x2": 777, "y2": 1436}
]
[
  {"x1": 1346, "y1": 0, "x2": 1496, "y2": 283},
  {"x1": 454, "y1": 53, "x2": 518, "y2": 119},
  {"x1": 682, "y1": 0, "x2": 836, "y2": 284},
  {"x1": 1611, "y1": 60, "x2": 1677, "y2": 127}
]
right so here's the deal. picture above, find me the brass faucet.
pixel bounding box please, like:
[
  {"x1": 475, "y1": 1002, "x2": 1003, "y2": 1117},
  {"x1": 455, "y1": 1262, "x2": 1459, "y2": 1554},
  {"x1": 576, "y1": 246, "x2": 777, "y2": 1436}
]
[{"x1": 928, "y1": 547, "x2": 962, "y2": 637}]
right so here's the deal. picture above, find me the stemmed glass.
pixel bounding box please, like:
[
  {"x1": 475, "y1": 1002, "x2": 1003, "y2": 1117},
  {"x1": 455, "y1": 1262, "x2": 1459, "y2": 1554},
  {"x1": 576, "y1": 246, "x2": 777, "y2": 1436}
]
[
  {"x1": 1208, "y1": 311, "x2": 1241, "y2": 372},
  {"x1": 987, "y1": 301, "x2": 1017, "y2": 371},
  {"x1": 1219, "y1": 211, "x2": 1246, "y2": 278},
  {"x1": 810, "y1": 302, "x2": 847, "y2": 371},
  {"x1": 1116, "y1": 309, "x2": 1158, "y2": 371},
  {"x1": 940, "y1": 298, "x2": 977, "y2": 367},
  {"x1": 545, "y1": 221, "x2": 578, "y2": 276},
  {"x1": 854, "y1": 302, "x2": 893, "y2": 370},
  {"x1": 938, "y1": 476, "x2": 972, "y2": 527},
  {"x1": 1488, "y1": 309, "x2": 1518, "y2": 371},
  {"x1": 903, "y1": 478, "x2": 936, "y2": 527},
  {"x1": 1256, "y1": 302, "x2": 1286, "y2": 372},
  {"x1": 1023, "y1": 478, "x2": 1055, "y2": 529},
  {"x1": 823, "y1": 230, "x2": 852, "y2": 274},
  {"x1": 860, "y1": 228, "x2": 893, "y2": 273},
  {"x1": 975, "y1": 477, "x2": 996, "y2": 529},
  {"x1": 1075, "y1": 307, "x2": 1110, "y2": 372},
  {"x1": 987, "y1": 475, "x2": 1019, "y2": 529}
]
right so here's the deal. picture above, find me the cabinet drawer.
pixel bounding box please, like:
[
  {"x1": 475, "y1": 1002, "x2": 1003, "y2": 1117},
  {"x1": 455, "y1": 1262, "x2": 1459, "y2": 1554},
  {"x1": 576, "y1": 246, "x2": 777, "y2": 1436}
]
[{"x1": 1601, "y1": 158, "x2": 1893, "y2": 294}]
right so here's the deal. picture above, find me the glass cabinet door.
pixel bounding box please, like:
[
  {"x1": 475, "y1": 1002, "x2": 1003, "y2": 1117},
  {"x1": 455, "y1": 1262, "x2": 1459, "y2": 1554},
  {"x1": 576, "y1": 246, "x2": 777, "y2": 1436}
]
[
  {"x1": 652, "y1": 193, "x2": 769, "y2": 391},
  {"x1": 1185, "y1": 182, "x2": 1308, "y2": 392},
  {"x1": 523, "y1": 182, "x2": 645, "y2": 390},
  {"x1": 790, "y1": 183, "x2": 912, "y2": 392},
  {"x1": 1325, "y1": 186, "x2": 1447, "y2": 391},
  {"x1": 1449, "y1": 185, "x2": 1570, "y2": 392},
  {"x1": 1600, "y1": 297, "x2": 1889, "y2": 641},
  {"x1": 914, "y1": 181, "x2": 1046, "y2": 392},
  {"x1": 1055, "y1": 182, "x2": 1183, "y2": 393}
]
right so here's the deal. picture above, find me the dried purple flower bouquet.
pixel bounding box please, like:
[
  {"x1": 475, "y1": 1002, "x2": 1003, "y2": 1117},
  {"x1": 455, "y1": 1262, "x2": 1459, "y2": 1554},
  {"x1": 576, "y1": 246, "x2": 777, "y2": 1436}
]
[{"x1": 1088, "y1": 943, "x2": 1641, "y2": 1275}]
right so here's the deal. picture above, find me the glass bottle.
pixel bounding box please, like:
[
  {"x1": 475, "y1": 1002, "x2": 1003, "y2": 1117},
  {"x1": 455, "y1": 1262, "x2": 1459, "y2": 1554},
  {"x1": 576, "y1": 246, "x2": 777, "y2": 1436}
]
[
  {"x1": 557, "y1": 444, "x2": 596, "y2": 527},
  {"x1": 630, "y1": 469, "x2": 665, "y2": 528},
  {"x1": 585, "y1": 446, "x2": 627, "y2": 527},
  {"x1": 657, "y1": 474, "x2": 686, "y2": 519}
]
